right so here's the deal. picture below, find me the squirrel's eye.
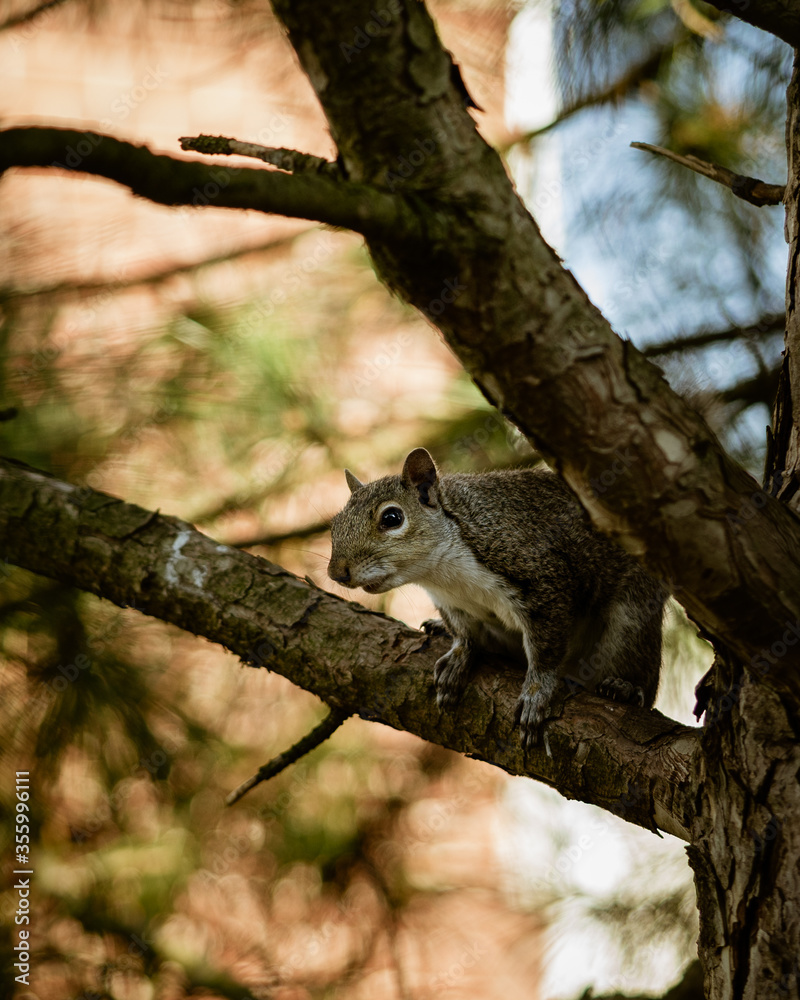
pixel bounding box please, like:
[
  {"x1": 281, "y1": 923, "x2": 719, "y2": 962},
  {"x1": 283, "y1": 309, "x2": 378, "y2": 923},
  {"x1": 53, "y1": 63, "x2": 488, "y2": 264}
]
[{"x1": 379, "y1": 507, "x2": 404, "y2": 530}]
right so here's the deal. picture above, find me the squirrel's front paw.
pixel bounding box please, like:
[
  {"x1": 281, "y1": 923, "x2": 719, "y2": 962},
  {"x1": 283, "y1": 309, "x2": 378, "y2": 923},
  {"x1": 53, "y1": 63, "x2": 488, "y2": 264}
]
[
  {"x1": 514, "y1": 692, "x2": 549, "y2": 749},
  {"x1": 421, "y1": 618, "x2": 450, "y2": 638},
  {"x1": 434, "y1": 643, "x2": 472, "y2": 709},
  {"x1": 597, "y1": 677, "x2": 645, "y2": 707},
  {"x1": 514, "y1": 677, "x2": 555, "y2": 750}
]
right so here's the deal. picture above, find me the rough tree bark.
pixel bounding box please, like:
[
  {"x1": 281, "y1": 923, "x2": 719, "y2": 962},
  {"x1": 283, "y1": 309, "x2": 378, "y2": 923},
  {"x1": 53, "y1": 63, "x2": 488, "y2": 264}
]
[
  {"x1": 1, "y1": 2, "x2": 800, "y2": 997},
  {"x1": 685, "y1": 47, "x2": 800, "y2": 1000},
  {"x1": 0, "y1": 457, "x2": 697, "y2": 840}
]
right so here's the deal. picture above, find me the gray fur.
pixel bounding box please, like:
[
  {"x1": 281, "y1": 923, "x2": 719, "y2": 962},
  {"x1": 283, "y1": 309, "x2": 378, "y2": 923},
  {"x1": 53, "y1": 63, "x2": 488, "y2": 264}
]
[{"x1": 328, "y1": 448, "x2": 667, "y2": 747}]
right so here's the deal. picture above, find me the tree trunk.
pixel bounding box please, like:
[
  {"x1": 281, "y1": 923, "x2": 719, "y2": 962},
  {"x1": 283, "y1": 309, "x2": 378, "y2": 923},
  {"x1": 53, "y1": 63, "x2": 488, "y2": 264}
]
[
  {"x1": 688, "y1": 52, "x2": 800, "y2": 1000},
  {"x1": 1, "y1": 3, "x2": 800, "y2": 997},
  {"x1": 689, "y1": 647, "x2": 800, "y2": 998}
]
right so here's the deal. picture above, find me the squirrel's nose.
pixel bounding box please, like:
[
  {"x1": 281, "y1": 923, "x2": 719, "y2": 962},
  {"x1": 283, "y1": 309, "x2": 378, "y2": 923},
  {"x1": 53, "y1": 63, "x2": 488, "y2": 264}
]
[{"x1": 328, "y1": 560, "x2": 351, "y2": 586}]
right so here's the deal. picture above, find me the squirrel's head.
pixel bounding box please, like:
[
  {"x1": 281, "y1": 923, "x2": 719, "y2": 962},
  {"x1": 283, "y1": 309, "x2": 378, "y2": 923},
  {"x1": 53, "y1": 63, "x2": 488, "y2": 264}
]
[{"x1": 328, "y1": 448, "x2": 444, "y2": 593}]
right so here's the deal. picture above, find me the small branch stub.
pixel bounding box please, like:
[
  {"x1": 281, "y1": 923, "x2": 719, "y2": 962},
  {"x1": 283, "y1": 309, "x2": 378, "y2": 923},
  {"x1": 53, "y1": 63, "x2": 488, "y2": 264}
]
[
  {"x1": 179, "y1": 134, "x2": 341, "y2": 178},
  {"x1": 226, "y1": 708, "x2": 351, "y2": 805},
  {"x1": 631, "y1": 141, "x2": 785, "y2": 207}
]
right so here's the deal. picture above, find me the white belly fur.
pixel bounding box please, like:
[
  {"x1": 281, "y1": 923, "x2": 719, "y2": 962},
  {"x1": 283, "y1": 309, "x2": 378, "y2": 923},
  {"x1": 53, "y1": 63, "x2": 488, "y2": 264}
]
[{"x1": 420, "y1": 545, "x2": 525, "y2": 635}]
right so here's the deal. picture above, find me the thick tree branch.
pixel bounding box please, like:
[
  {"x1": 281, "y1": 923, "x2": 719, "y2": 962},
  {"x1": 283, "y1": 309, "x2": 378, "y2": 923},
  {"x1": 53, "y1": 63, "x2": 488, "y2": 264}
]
[
  {"x1": 0, "y1": 0, "x2": 796, "y2": 716},
  {"x1": 0, "y1": 127, "x2": 435, "y2": 246},
  {"x1": 767, "y1": 52, "x2": 800, "y2": 507},
  {"x1": 2, "y1": 4, "x2": 800, "y2": 705},
  {"x1": 631, "y1": 141, "x2": 786, "y2": 207},
  {"x1": 0, "y1": 456, "x2": 698, "y2": 840},
  {"x1": 699, "y1": 0, "x2": 800, "y2": 47},
  {"x1": 264, "y1": 0, "x2": 800, "y2": 703}
]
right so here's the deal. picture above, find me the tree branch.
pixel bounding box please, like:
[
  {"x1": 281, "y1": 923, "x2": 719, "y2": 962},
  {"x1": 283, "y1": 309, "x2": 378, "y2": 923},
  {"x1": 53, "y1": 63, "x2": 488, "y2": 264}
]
[
  {"x1": 503, "y1": 43, "x2": 674, "y2": 150},
  {"x1": 0, "y1": 0, "x2": 69, "y2": 33},
  {"x1": 643, "y1": 313, "x2": 785, "y2": 357},
  {"x1": 0, "y1": 126, "x2": 435, "y2": 246},
  {"x1": 699, "y1": 0, "x2": 800, "y2": 47},
  {"x1": 180, "y1": 134, "x2": 343, "y2": 179},
  {"x1": 0, "y1": 229, "x2": 312, "y2": 302},
  {"x1": 718, "y1": 369, "x2": 781, "y2": 409},
  {"x1": 226, "y1": 707, "x2": 351, "y2": 805},
  {"x1": 229, "y1": 520, "x2": 330, "y2": 549},
  {"x1": 0, "y1": 456, "x2": 698, "y2": 840},
  {"x1": 630, "y1": 141, "x2": 786, "y2": 207},
  {"x1": 264, "y1": 0, "x2": 800, "y2": 702},
  {"x1": 4, "y1": 0, "x2": 800, "y2": 707}
]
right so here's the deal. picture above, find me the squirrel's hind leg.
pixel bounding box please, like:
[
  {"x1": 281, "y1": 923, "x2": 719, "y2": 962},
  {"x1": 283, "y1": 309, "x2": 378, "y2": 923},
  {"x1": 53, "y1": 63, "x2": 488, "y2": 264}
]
[
  {"x1": 516, "y1": 619, "x2": 571, "y2": 749},
  {"x1": 591, "y1": 584, "x2": 665, "y2": 709}
]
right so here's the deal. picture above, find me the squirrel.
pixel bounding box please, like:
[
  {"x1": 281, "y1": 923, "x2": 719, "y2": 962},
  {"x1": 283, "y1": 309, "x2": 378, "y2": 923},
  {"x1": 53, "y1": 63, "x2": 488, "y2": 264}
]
[{"x1": 328, "y1": 448, "x2": 667, "y2": 747}]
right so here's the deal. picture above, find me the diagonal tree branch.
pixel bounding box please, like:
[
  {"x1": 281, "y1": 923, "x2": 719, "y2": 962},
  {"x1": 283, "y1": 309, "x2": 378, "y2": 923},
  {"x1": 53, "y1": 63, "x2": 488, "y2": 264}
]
[
  {"x1": 265, "y1": 0, "x2": 800, "y2": 701},
  {"x1": 631, "y1": 141, "x2": 786, "y2": 207},
  {"x1": 0, "y1": 456, "x2": 698, "y2": 840},
  {"x1": 699, "y1": 0, "x2": 800, "y2": 47},
  {"x1": 0, "y1": 0, "x2": 69, "y2": 33},
  {"x1": 0, "y1": 229, "x2": 313, "y2": 302},
  {"x1": 503, "y1": 43, "x2": 675, "y2": 151},
  {"x1": 2, "y1": 2, "x2": 800, "y2": 703},
  {"x1": 226, "y1": 707, "x2": 351, "y2": 805},
  {"x1": 0, "y1": 126, "x2": 437, "y2": 246}
]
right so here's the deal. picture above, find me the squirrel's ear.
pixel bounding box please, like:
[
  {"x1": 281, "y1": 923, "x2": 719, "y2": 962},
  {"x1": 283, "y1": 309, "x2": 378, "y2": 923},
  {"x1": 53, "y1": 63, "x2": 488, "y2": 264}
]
[
  {"x1": 345, "y1": 469, "x2": 364, "y2": 493},
  {"x1": 402, "y1": 448, "x2": 438, "y2": 504}
]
